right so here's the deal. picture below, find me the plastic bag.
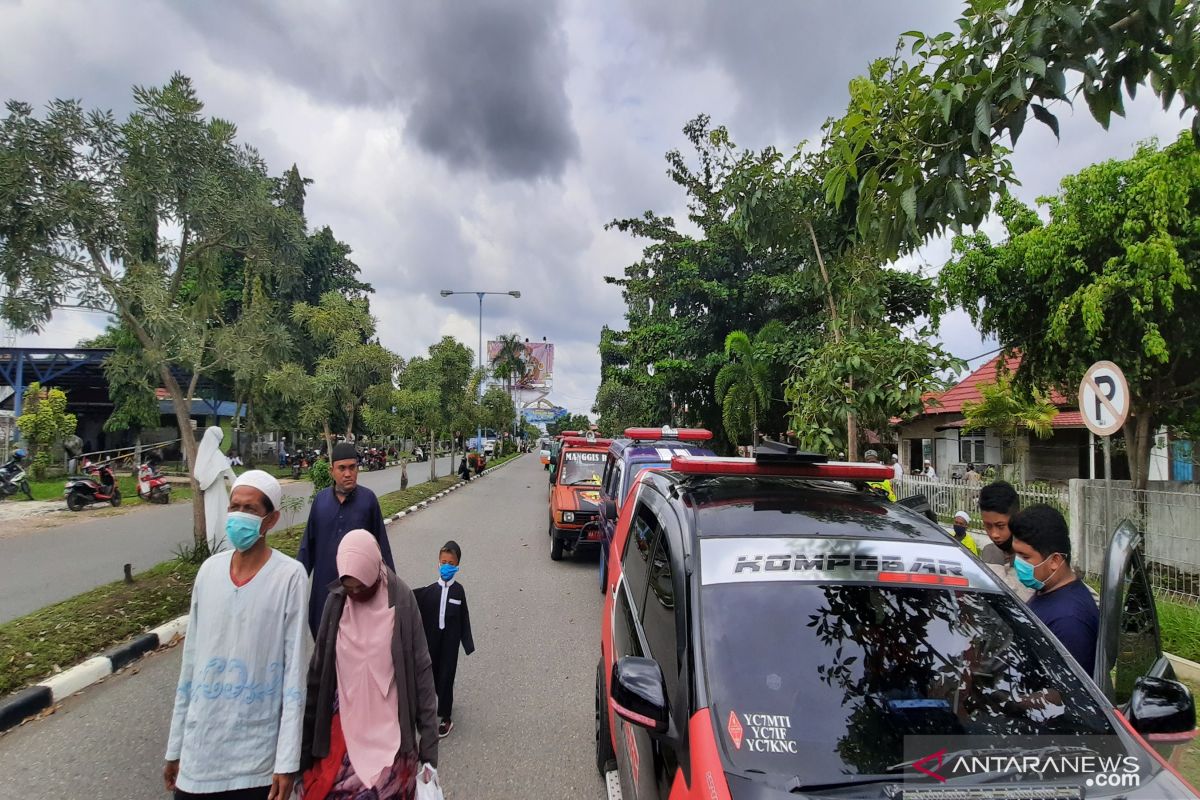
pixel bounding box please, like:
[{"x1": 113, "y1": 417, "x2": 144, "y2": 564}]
[{"x1": 415, "y1": 763, "x2": 443, "y2": 800}]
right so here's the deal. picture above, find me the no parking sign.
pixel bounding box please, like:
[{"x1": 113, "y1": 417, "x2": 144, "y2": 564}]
[{"x1": 1079, "y1": 361, "x2": 1129, "y2": 437}]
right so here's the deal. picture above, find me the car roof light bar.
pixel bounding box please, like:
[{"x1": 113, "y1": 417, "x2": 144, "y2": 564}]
[
  {"x1": 625, "y1": 426, "x2": 714, "y2": 442},
  {"x1": 561, "y1": 436, "x2": 614, "y2": 447},
  {"x1": 670, "y1": 455, "x2": 894, "y2": 481}
]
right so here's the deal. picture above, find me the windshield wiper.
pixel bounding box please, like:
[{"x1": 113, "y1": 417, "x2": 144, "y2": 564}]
[{"x1": 787, "y1": 775, "x2": 899, "y2": 794}]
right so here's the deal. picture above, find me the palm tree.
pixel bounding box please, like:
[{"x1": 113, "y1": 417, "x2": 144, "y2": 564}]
[
  {"x1": 715, "y1": 330, "x2": 771, "y2": 449},
  {"x1": 961, "y1": 375, "x2": 1059, "y2": 482},
  {"x1": 490, "y1": 333, "x2": 527, "y2": 437}
]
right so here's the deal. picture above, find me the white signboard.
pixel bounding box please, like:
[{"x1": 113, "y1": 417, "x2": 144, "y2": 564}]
[{"x1": 1078, "y1": 361, "x2": 1129, "y2": 437}]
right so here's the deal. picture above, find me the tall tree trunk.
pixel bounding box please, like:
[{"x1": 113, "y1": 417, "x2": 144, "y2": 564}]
[
  {"x1": 846, "y1": 376, "x2": 859, "y2": 461},
  {"x1": 323, "y1": 420, "x2": 334, "y2": 461},
  {"x1": 161, "y1": 365, "x2": 204, "y2": 546},
  {"x1": 1126, "y1": 409, "x2": 1154, "y2": 493},
  {"x1": 430, "y1": 429, "x2": 437, "y2": 481},
  {"x1": 245, "y1": 393, "x2": 255, "y2": 468},
  {"x1": 345, "y1": 405, "x2": 355, "y2": 440}
]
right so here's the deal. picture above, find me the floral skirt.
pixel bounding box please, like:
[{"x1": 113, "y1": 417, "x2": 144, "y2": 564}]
[{"x1": 300, "y1": 712, "x2": 418, "y2": 800}]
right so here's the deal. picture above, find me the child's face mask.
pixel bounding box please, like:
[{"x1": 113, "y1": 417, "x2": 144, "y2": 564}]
[{"x1": 439, "y1": 563, "x2": 460, "y2": 582}]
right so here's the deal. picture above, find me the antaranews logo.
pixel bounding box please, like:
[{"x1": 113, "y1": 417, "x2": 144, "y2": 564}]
[{"x1": 902, "y1": 737, "x2": 1144, "y2": 789}]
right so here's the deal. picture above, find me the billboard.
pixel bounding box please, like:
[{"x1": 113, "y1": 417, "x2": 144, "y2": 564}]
[
  {"x1": 487, "y1": 341, "x2": 554, "y2": 389},
  {"x1": 522, "y1": 405, "x2": 568, "y2": 425}
]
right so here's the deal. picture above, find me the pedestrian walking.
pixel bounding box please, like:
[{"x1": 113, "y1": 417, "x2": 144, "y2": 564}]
[
  {"x1": 1011, "y1": 504, "x2": 1098, "y2": 674},
  {"x1": 891, "y1": 454, "x2": 903, "y2": 482},
  {"x1": 300, "y1": 531, "x2": 439, "y2": 800},
  {"x1": 964, "y1": 463, "x2": 982, "y2": 484},
  {"x1": 299, "y1": 442, "x2": 395, "y2": 637},
  {"x1": 414, "y1": 541, "x2": 475, "y2": 739},
  {"x1": 164, "y1": 470, "x2": 309, "y2": 800}
]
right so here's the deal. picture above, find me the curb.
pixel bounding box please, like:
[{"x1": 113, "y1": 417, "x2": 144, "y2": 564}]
[
  {"x1": 0, "y1": 453, "x2": 525, "y2": 734},
  {"x1": 1168, "y1": 653, "x2": 1200, "y2": 684}
]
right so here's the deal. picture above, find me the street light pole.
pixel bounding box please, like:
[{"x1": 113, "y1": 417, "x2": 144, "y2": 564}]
[{"x1": 440, "y1": 289, "x2": 521, "y2": 458}]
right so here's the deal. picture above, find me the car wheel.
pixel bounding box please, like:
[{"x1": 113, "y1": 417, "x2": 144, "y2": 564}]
[
  {"x1": 550, "y1": 522, "x2": 564, "y2": 561},
  {"x1": 67, "y1": 491, "x2": 86, "y2": 512},
  {"x1": 596, "y1": 660, "x2": 616, "y2": 774}
]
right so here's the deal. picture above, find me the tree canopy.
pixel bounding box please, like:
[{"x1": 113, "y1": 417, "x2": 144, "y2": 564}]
[{"x1": 941, "y1": 132, "x2": 1200, "y2": 488}]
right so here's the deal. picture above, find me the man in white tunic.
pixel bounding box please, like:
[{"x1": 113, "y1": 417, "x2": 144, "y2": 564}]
[{"x1": 164, "y1": 470, "x2": 309, "y2": 800}]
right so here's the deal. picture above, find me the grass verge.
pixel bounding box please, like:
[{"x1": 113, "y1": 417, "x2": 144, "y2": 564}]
[
  {"x1": 18, "y1": 474, "x2": 194, "y2": 507},
  {"x1": 0, "y1": 464, "x2": 528, "y2": 697},
  {"x1": 1159, "y1": 597, "x2": 1200, "y2": 664}
]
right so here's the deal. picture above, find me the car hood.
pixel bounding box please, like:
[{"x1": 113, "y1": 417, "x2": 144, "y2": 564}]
[{"x1": 553, "y1": 485, "x2": 602, "y2": 510}]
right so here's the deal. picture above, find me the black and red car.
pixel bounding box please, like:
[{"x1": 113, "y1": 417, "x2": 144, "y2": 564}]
[{"x1": 597, "y1": 446, "x2": 1197, "y2": 799}]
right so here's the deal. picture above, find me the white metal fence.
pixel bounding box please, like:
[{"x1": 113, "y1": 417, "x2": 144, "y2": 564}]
[{"x1": 894, "y1": 475, "x2": 1070, "y2": 525}]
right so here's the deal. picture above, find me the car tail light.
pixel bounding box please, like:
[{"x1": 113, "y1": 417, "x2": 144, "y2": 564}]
[
  {"x1": 624, "y1": 426, "x2": 714, "y2": 442},
  {"x1": 670, "y1": 455, "x2": 894, "y2": 481}
]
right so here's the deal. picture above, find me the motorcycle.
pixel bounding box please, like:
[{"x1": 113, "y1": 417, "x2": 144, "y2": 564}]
[
  {"x1": 364, "y1": 448, "x2": 386, "y2": 471},
  {"x1": 64, "y1": 458, "x2": 121, "y2": 512},
  {"x1": 290, "y1": 451, "x2": 311, "y2": 480},
  {"x1": 413, "y1": 446, "x2": 427, "y2": 463},
  {"x1": 136, "y1": 459, "x2": 171, "y2": 504},
  {"x1": 0, "y1": 449, "x2": 33, "y2": 501}
]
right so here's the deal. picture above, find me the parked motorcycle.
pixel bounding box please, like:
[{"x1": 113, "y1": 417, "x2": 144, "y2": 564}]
[
  {"x1": 64, "y1": 458, "x2": 121, "y2": 512},
  {"x1": 364, "y1": 448, "x2": 386, "y2": 471},
  {"x1": 0, "y1": 449, "x2": 33, "y2": 501},
  {"x1": 136, "y1": 458, "x2": 171, "y2": 504},
  {"x1": 413, "y1": 446, "x2": 427, "y2": 463}
]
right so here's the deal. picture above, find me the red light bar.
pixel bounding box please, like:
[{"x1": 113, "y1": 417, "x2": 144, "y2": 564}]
[
  {"x1": 561, "y1": 436, "x2": 614, "y2": 447},
  {"x1": 555, "y1": 431, "x2": 581, "y2": 438},
  {"x1": 670, "y1": 455, "x2": 894, "y2": 481},
  {"x1": 879, "y1": 571, "x2": 970, "y2": 588},
  {"x1": 625, "y1": 426, "x2": 714, "y2": 442}
]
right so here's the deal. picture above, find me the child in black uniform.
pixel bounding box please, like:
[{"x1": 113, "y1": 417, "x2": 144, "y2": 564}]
[{"x1": 416, "y1": 540, "x2": 475, "y2": 738}]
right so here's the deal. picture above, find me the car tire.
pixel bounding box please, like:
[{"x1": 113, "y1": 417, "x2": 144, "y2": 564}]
[
  {"x1": 550, "y1": 521, "x2": 564, "y2": 561},
  {"x1": 67, "y1": 491, "x2": 86, "y2": 512},
  {"x1": 596, "y1": 660, "x2": 616, "y2": 775}
]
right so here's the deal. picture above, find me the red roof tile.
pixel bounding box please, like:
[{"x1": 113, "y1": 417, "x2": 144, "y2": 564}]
[{"x1": 922, "y1": 354, "x2": 1073, "y2": 416}]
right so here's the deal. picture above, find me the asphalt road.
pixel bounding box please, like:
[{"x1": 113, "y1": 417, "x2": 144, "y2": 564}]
[
  {"x1": 0, "y1": 455, "x2": 455, "y2": 623},
  {"x1": 0, "y1": 454, "x2": 608, "y2": 800}
]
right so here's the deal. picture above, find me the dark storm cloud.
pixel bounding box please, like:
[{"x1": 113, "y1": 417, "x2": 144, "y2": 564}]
[
  {"x1": 168, "y1": 0, "x2": 578, "y2": 180},
  {"x1": 622, "y1": 0, "x2": 962, "y2": 146}
]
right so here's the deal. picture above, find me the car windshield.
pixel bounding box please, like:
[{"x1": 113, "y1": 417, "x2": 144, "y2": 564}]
[
  {"x1": 701, "y1": 582, "x2": 1115, "y2": 784},
  {"x1": 559, "y1": 452, "x2": 605, "y2": 485}
]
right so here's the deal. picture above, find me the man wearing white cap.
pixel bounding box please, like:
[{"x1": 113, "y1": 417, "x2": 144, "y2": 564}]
[
  {"x1": 950, "y1": 510, "x2": 981, "y2": 555},
  {"x1": 165, "y1": 470, "x2": 310, "y2": 800}
]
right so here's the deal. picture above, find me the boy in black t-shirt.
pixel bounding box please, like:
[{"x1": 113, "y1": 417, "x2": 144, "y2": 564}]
[{"x1": 1010, "y1": 504, "x2": 1098, "y2": 676}]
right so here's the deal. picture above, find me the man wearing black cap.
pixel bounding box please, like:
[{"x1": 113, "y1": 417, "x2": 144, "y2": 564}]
[{"x1": 298, "y1": 442, "x2": 395, "y2": 635}]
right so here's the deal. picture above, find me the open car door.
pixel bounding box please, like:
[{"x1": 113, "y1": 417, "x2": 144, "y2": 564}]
[{"x1": 1096, "y1": 519, "x2": 1197, "y2": 761}]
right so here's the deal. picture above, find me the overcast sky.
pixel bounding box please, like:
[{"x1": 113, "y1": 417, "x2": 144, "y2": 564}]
[{"x1": 1, "y1": 0, "x2": 1190, "y2": 415}]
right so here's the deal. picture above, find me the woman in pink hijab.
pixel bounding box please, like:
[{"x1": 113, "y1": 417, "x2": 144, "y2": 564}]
[{"x1": 300, "y1": 530, "x2": 440, "y2": 799}]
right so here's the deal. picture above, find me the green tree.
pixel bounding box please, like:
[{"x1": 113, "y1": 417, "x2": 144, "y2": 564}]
[
  {"x1": 961, "y1": 373, "x2": 1059, "y2": 481},
  {"x1": 821, "y1": 0, "x2": 1200, "y2": 258},
  {"x1": 941, "y1": 133, "x2": 1200, "y2": 489},
  {"x1": 271, "y1": 292, "x2": 397, "y2": 455},
  {"x1": 715, "y1": 329, "x2": 771, "y2": 448},
  {"x1": 547, "y1": 414, "x2": 593, "y2": 436},
  {"x1": 480, "y1": 386, "x2": 516, "y2": 441},
  {"x1": 0, "y1": 74, "x2": 307, "y2": 543},
  {"x1": 16, "y1": 382, "x2": 77, "y2": 479},
  {"x1": 78, "y1": 325, "x2": 161, "y2": 443}
]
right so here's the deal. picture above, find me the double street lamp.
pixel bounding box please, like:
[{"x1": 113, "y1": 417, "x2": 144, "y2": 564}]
[{"x1": 440, "y1": 289, "x2": 521, "y2": 457}]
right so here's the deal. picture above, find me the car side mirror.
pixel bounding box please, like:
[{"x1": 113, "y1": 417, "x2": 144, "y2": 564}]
[
  {"x1": 1127, "y1": 676, "x2": 1197, "y2": 739},
  {"x1": 610, "y1": 656, "x2": 669, "y2": 735},
  {"x1": 603, "y1": 499, "x2": 618, "y2": 521}
]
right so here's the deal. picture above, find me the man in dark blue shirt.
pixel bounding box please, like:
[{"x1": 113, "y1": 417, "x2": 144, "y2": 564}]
[
  {"x1": 298, "y1": 442, "x2": 394, "y2": 635},
  {"x1": 1010, "y1": 504, "x2": 1098, "y2": 676}
]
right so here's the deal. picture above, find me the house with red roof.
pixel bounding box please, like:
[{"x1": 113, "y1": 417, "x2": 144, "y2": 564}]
[{"x1": 892, "y1": 355, "x2": 1130, "y2": 483}]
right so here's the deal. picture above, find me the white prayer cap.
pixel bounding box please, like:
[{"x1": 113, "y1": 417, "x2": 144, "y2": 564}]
[
  {"x1": 232, "y1": 469, "x2": 283, "y2": 511},
  {"x1": 954, "y1": 510, "x2": 970, "y2": 522}
]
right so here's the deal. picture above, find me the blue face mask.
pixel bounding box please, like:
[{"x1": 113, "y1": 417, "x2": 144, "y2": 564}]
[
  {"x1": 1014, "y1": 554, "x2": 1057, "y2": 590},
  {"x1": 226, "y1": 511, "x2": 264, "y2": 552},
  {"x1": 439, "y1": 563, "x2": 459, "y2": 582}
]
